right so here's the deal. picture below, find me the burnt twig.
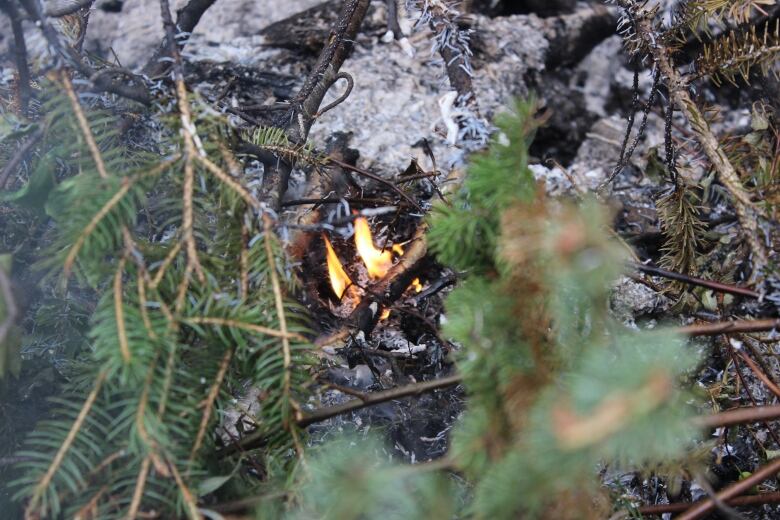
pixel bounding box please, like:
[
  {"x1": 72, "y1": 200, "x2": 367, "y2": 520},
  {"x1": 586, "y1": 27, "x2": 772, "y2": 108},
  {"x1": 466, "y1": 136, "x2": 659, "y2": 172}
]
[
  {"x1": 676, "y1": 457, "x2": 780, "y2": 520},
  {"x1": 678, "y1": 319, "x2": 780, "y2": 336},
  {"x1": 637, "y1": 492, "x2": 780, "y2": 516},
  {"x1": 0, "y1": 0, "x2": 32, "y2": 115},
  {"x1": 142, "y1": 0, "x2": 218, "y2": 77},
  {"x1": 631, "y1": 262, "x2": 761, "y2": 298}
]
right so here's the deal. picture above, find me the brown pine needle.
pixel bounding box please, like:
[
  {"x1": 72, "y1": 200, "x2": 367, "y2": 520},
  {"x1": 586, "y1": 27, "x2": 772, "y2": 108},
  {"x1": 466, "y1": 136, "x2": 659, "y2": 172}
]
[
  {"x1": 168, "y1": 456, "x2": 201, "y2": 520},
  {"x1": 183, "y1": 317, "x2": 304, "y2": 341},
  {"x1": 262, "y1": 215, "x2": 303, "y2": 456},
  {"x1": 189, "y1": 348, "x2": 232, "y2": 466},
  {"x1": 59, "y1": 70, "x2": 109, "y2": 180},
  {"x1": 196, "y1": 154, "x2": 260, "y2": 210},
  {"x1": 150, "y1": 239, "x2": 183, "y2": 289},
  {"x1": 114, "y1": 257, "x2": 131, "y2": 363},
  {"x1": 127, "y1": 456, "x2": 152, "y2": 520}
]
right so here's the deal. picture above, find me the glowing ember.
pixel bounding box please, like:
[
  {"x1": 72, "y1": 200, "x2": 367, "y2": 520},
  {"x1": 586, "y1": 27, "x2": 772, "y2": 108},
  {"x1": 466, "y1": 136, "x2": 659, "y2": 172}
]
[
  {"x1": 354, "y1": 217, "x2": 394, "y2": 279},
  {"x1": 380, "y1": 308, "x2": 391, "y2": 320},
  {"x1": 411, "y1": 277, "x2": 423, "y2": 293},
  {"x1": 323, "y1": 234, "x2": 352, "y2": 299}
]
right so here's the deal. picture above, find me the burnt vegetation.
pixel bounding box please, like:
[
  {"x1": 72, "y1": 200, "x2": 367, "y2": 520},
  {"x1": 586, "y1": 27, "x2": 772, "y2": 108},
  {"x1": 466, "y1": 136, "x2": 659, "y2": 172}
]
[{"x1": 1, "y1": 0, "x2": 780, "y2": 518}]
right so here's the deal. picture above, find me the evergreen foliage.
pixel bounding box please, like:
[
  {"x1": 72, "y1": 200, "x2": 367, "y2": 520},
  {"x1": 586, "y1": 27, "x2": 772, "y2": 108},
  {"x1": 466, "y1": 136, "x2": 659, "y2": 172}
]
[{"x1": 1, "y1": 76, "x2": 313, "y2": 519}]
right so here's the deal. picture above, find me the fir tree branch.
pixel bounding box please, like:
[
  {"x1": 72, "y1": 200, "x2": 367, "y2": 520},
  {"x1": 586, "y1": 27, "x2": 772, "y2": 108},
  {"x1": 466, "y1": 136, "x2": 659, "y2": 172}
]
[{"x1": 25, "y1": 369, "x2": 108, "y2": 518}]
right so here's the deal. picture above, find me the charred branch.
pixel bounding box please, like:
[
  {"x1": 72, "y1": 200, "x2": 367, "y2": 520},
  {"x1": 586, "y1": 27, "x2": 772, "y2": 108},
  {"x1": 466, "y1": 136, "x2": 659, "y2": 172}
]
[
  {"x1": 226, "y1": 373, "x2": 462, "y2": 453},
  {"x1": 142, "y1": 0, "x2": 219, "y2": 77},
  {"x1": 0, "y1": 0, "x2": 32, "y2": 115}
]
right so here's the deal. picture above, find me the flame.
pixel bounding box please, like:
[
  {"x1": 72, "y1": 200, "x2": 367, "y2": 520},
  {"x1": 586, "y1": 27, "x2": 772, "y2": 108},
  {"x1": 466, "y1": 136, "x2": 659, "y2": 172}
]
[
  {"x1": 354, "y1": 217, "x2": 393, "y2": 279},
  {"x1": 412, "y1": 277, "x2": 423, "y2": 293},
  {"x1": 380, "y1": 308, "x2": 391, "y2": 320},
  {"x1": 323, "y1": 234, "x2": 352, "y2": 299}
]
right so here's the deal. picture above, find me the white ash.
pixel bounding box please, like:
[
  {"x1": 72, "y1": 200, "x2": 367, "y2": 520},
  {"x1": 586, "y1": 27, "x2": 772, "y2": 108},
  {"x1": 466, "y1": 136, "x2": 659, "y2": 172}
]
[
  {"x1": 610, "y1": 276, "x2": 670, "y2": 327},
  {"x1": 376, "y1": 327, "x2": 428, "y2": 357}
]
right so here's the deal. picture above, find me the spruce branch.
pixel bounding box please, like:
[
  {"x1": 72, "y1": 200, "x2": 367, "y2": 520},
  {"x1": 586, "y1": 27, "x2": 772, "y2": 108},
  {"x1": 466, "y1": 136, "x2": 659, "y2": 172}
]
[
  {"x1": 696, "y1": 18, "x2": 780, "y2": 86},
  {"x1": 630, "y1": 7, "x2": 769, "y2": 275},
  {"x1": 24, "y1": 369, "x2": 108, "y2": 519}
]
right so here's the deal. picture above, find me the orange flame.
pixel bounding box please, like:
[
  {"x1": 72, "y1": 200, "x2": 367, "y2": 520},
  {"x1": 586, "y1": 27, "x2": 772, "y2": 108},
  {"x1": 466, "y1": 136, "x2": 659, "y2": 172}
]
[
  {"x1": 354, "y1": 217, "x2": 393, "y2": 279},
  {"x1": 323, "y1": 234, "x2": 352, "y2": 299},
  {"x1": 412, "y1": 277, "x2": 423, "y2": 293}
]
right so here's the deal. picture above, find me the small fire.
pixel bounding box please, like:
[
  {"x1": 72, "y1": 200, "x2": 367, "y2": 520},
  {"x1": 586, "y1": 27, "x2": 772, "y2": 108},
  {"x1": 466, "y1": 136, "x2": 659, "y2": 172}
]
[
  {"x1": 354, "y1": 217, "x2": 393, "y2": 279},
  {"x1": 323, "y1": 234, "x2": 352, "y2": 299},
  {"x1": 324, "y1": 218, "x2": 423, "y2": 306}
]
